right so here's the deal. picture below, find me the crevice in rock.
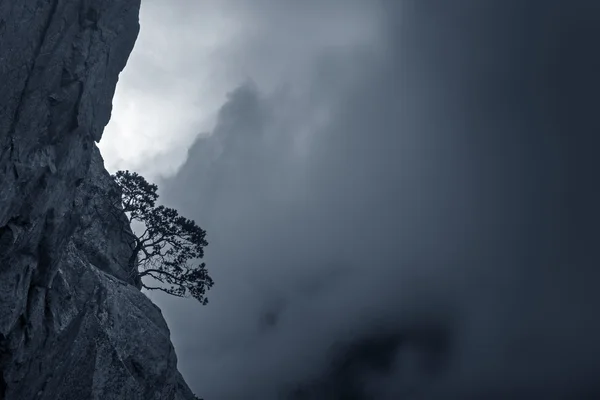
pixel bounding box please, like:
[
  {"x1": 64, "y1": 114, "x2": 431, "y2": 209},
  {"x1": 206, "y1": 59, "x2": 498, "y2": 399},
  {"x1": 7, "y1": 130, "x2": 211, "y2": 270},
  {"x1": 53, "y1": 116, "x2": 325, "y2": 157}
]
[
  {"x1": 0, "y1": 224, "x2": 15, "y2": 262},
  {"x1": 0, "y1": 368, "x2": 6, "y2": 400},
  {"x1": 123, "y1": 356, "x2": 145, "y2": 383},
  {"x1": 5, "y1": 0, "x2": 60, "y2": 160}
]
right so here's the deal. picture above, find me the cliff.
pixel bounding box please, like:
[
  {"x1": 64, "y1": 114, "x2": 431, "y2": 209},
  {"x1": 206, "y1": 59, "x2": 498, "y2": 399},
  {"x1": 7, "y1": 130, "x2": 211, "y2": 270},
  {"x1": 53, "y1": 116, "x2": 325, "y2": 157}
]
[{"x1": 0, "y1": 1, "x2": 196, "y2": 399}]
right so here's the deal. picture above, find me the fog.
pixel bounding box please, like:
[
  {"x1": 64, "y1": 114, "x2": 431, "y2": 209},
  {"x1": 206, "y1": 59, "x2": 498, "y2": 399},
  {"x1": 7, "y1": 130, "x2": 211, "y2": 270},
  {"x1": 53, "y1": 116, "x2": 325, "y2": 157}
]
[{"x1": 101, "y1": 1, "x2": 600, "y2": 398}]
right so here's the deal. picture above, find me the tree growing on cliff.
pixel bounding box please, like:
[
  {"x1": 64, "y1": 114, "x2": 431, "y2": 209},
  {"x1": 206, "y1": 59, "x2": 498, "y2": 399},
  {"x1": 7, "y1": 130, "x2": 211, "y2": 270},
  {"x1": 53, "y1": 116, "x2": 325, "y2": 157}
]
[{"x1": 111, "y1": 170, "x2": 213, "y2": 305}]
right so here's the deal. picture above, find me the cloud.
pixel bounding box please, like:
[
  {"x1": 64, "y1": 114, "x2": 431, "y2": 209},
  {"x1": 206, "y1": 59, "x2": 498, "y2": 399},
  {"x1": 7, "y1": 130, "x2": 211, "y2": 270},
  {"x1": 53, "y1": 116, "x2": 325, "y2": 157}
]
[
  {"x1": 98, "y1": 0, "x2": 384, "y2": 180},
  {"x1": 111, "y1": 0, "x2": 600, "y2": 399}
]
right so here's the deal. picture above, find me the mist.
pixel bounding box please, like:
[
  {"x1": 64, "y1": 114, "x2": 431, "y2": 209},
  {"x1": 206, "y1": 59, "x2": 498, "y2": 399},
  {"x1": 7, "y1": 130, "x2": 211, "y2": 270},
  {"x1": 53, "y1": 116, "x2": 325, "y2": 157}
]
[{"x1": 104, "y1": 1, "x2": 600, "y2": 398}]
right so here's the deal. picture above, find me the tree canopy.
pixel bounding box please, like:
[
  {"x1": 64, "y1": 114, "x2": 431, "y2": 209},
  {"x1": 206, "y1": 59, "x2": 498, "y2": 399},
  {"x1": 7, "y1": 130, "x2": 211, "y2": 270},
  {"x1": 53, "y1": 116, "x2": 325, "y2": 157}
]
[{"x1": 111, "y1": 170, "x2": 213, "y2": 304}]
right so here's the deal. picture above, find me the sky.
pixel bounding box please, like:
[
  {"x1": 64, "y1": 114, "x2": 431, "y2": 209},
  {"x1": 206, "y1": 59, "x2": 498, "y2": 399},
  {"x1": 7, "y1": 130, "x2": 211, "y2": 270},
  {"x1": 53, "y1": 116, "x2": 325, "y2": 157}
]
[{"x1": 99, "y1": 1, "x2": 600, "y2": 399}]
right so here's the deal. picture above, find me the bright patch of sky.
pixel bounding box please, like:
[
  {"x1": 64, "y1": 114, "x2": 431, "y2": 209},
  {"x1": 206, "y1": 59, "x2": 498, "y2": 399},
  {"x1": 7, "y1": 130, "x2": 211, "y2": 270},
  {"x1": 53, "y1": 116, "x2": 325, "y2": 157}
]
[{"x1": 98, "y1": 0, "x2": 384, "y2": 181}]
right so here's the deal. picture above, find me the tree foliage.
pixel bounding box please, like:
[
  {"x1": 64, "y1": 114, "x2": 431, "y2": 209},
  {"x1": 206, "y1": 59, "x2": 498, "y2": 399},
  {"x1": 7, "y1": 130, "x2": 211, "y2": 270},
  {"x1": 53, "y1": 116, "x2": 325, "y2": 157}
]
[{"x1": 111, "y1": 170, "x2": 213, "y2": 304}]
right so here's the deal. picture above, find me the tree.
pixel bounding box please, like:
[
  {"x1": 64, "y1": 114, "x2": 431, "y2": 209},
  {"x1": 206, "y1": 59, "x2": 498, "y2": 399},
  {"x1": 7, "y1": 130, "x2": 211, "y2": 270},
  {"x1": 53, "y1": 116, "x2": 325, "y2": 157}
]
[{"x1": 111, "y1": 170, "x2": 214, "y2": 305}]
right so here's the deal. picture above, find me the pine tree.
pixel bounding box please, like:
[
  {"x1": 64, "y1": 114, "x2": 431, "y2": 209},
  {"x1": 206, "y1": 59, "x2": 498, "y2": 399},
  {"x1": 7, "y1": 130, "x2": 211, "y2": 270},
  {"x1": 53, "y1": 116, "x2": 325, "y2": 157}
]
[{"x1": 111, "y1": 170, "x2": 213, "y2": 305}]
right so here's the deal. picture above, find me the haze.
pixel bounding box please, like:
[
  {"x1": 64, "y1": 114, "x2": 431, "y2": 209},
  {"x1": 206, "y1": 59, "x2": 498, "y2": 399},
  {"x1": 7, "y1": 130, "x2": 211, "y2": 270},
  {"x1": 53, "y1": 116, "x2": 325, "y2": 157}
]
[{"x1": 99, "y1": 1, "x2": 600, "y2": 398}]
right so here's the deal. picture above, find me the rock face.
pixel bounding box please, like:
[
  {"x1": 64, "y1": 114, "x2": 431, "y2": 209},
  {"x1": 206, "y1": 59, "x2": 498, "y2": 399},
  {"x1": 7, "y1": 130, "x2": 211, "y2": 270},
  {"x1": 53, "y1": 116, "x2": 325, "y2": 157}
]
[{"x1": 0, "y1": 1, "x2": 196, "y2": 399}]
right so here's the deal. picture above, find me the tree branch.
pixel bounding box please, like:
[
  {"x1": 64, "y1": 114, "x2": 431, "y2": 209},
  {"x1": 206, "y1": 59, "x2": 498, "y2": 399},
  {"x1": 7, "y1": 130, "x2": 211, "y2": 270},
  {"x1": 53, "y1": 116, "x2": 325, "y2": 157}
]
[
  {"x1": 139, "y1": 268, "x2": 187, "y2": 284},
  {"x1": 141, "y1": 283, "x2": 186, "y2": 298}
]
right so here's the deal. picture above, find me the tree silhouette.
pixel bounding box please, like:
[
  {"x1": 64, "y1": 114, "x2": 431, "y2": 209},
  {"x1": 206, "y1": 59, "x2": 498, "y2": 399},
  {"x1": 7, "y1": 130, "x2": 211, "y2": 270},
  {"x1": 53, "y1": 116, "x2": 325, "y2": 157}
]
[{"x1": 111, "y1": 170, "x2": 213, "y2": 304}]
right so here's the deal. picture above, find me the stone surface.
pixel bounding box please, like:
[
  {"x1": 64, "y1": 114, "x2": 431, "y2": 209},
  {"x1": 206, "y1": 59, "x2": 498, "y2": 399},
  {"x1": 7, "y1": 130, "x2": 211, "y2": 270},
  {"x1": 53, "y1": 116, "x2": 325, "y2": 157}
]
[
  {"x1": 71, "y1": 146, "x2": 141, "y2": 287},
  {"x1": 0, "y1": 1, "x2": 197, "y2": 399}
]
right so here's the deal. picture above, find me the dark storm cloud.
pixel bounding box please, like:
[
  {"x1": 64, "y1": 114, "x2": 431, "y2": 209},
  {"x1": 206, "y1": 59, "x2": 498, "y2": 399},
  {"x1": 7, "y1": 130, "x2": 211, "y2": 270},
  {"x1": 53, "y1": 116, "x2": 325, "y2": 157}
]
[{"x1": 149, "y1": 1, "x2": 600, "y2": 399}]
